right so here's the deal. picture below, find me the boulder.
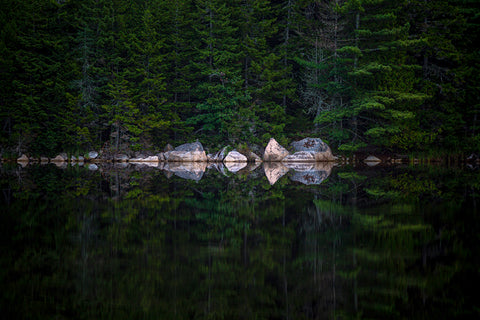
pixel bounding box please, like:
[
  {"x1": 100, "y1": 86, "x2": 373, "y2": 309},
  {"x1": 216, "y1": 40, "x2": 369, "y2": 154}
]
[
  {"x1": 174, "y1": 141, "x2": 205, "y2": 152},
  {"x1": 51, "y1": 153, "x2": 68, "y2": 162},
  {"x1": 291, "y1": 138, "x2": 335, "y2": 161},
  {"x1": 114, "y1": 154, "x2": 129, "y2": 162},
  {"x1": 263, "y1": 162, "x2": 290, "y2": 185},
  {"x1": 166, "y1": 142, "x2": 207, "y2": 162},
  {"x1": 282, "y1": 151, "x2": 315, "y2": 162},
  {"x1": 77, "y1": 155, "x2": 85, "y2": 162},
  {"x1": 86, "y1": 151, "x2": 98, "y2": 160},
  {"x1": 224, "y1": 150, "x2": 247, "y2": 162},
  {"x1": 164, "y1": 144, "x2": 174, "y2": 152},
  {"x1": 166, "y1": 150, "x2": 207, "y2": 162},
  {"x1": 263, "y1": 138, "x2": 289, "y2": 162},
  {"x1": 17, "y1": 154, "x2": 29, "y2": 162},
  {"x1": 40, "y1": 157, "x2": 49, "y2": 163}
]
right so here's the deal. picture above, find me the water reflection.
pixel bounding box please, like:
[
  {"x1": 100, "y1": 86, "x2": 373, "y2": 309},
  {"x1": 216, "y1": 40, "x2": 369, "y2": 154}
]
[
  {"x1": 12, "y1": 161, "x2": 335, "y2": 185},
  {"x1": 1, "y1": 164, "x2": 479, "y2": 319}
]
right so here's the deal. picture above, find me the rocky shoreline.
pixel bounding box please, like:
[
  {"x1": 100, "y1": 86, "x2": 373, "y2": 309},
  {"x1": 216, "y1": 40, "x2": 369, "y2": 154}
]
[
  {"x1": 5, "y1": 137, "x2": 479, "y2": 167},
  {"x1": 8, "y1": 137, "x2": 337, "y2": 165}
]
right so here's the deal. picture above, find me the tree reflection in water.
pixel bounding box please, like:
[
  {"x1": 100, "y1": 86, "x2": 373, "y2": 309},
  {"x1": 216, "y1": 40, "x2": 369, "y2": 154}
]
[{"x1": 0, "y1": 163, "x2": 479, "y2": 319}]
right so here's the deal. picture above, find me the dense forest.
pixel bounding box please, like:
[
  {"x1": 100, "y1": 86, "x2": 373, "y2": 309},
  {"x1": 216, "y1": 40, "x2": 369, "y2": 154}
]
[{"x1": 1, "y1": 0, "x2": 479, "y2": 157}]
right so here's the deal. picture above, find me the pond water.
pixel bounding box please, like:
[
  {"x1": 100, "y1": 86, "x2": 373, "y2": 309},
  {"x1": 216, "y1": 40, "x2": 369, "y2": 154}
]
[{"x1": 1, "y1": 162, "x2": 479, "y2": 319}]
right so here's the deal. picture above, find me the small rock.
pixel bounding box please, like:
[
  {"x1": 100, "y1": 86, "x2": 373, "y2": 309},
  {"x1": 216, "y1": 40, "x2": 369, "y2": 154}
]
[{"x1": 164, "y1": 144, "x2": 174, "y2": 152}]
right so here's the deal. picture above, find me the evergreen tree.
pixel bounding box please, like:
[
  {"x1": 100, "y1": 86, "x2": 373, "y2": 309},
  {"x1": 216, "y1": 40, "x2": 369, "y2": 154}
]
[{"x1": 188, "y1": 0, "x2": 247, "y2": 145}]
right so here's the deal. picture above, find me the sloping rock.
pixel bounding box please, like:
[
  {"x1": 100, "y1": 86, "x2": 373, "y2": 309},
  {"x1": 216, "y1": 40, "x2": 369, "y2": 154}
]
[
  {"x1": 263, "y1": 138, "x2": 289, "y2": 162},
  {"x1": 165, "y1": 162, "x2": 207, "y2": 181},
  {"x1": 264, "y1": 162, "x2": 290, "y2": 185},
  {"x1": 224, "y1": 150, "x2": 247, "y2": 162},
  {"x1": 174, "y1": 141, "x2": 204, "y2": 152},
  {"x1": 166, "y1": 150, "x2": 207, "y2": 162},
  {"x1": 291, "y1": 137, "x2": 335, "y2": 161},
  {"x1": 282, "y1": 151, "x2": 315, "y2": 162},
  {"x1": 17, "y1": 154, "x2": 29, "y2": 162}
]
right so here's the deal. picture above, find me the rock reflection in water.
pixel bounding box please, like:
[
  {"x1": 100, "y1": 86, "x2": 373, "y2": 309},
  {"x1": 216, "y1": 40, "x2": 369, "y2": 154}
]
[
  {"x1": 164, "y1": 162, "x2": 207, "y2": 181},
  {"x1": 263, "y1": 162, "x2": 290, "y2": 185},
  {"x1": 224, "y1": 161, "x2": 247, "y2": 173},
  {"x1": 285, "y1": 162, "x2": 334, "y2": 185}
]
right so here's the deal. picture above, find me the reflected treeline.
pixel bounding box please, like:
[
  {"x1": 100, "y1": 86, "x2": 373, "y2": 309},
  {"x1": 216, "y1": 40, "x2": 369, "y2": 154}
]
[{"x1": 1, "y1": 164, "x2": 479, "y2": 319}]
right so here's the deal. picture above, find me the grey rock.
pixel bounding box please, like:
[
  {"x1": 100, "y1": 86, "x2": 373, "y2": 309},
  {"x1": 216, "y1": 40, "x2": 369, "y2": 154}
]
[
  {"x1": 174, "y1": 141, "x2": 204, "y2": 152},
  {"x1": 282, "y1": 151, "x2": 315, "y2": 162},
  {"x1": 87, "y1": 151, "x2": 98, "y2": 159},
  {"x1": 291, "y1": 138, "x2": 335, "y2": 161}
]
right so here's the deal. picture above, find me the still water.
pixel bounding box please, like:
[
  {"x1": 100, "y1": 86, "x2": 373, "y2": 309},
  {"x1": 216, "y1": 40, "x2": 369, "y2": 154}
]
[{"x1": 1, "y1": 162, "x2": 479, "y2": 319}]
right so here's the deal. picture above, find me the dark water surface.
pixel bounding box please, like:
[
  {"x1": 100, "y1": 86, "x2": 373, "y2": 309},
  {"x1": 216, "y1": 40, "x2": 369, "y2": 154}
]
[{"x1": 1, "y1": 162, "x2": 479, "y2": 319}]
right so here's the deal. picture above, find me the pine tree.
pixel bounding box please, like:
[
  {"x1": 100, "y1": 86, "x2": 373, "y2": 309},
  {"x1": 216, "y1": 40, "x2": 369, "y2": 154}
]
[
  {"x1": 188, "y1": 0, "x2": 247, "y2": 145},
  {"x1": 340, "y1": 0, "x2": 429, "y2": 151}
]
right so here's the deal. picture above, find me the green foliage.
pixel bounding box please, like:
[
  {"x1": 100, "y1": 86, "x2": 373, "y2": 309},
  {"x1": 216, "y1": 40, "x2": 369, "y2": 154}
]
[{"x1": 0, "y1": 0, "x2": 478, "y2": 155}]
